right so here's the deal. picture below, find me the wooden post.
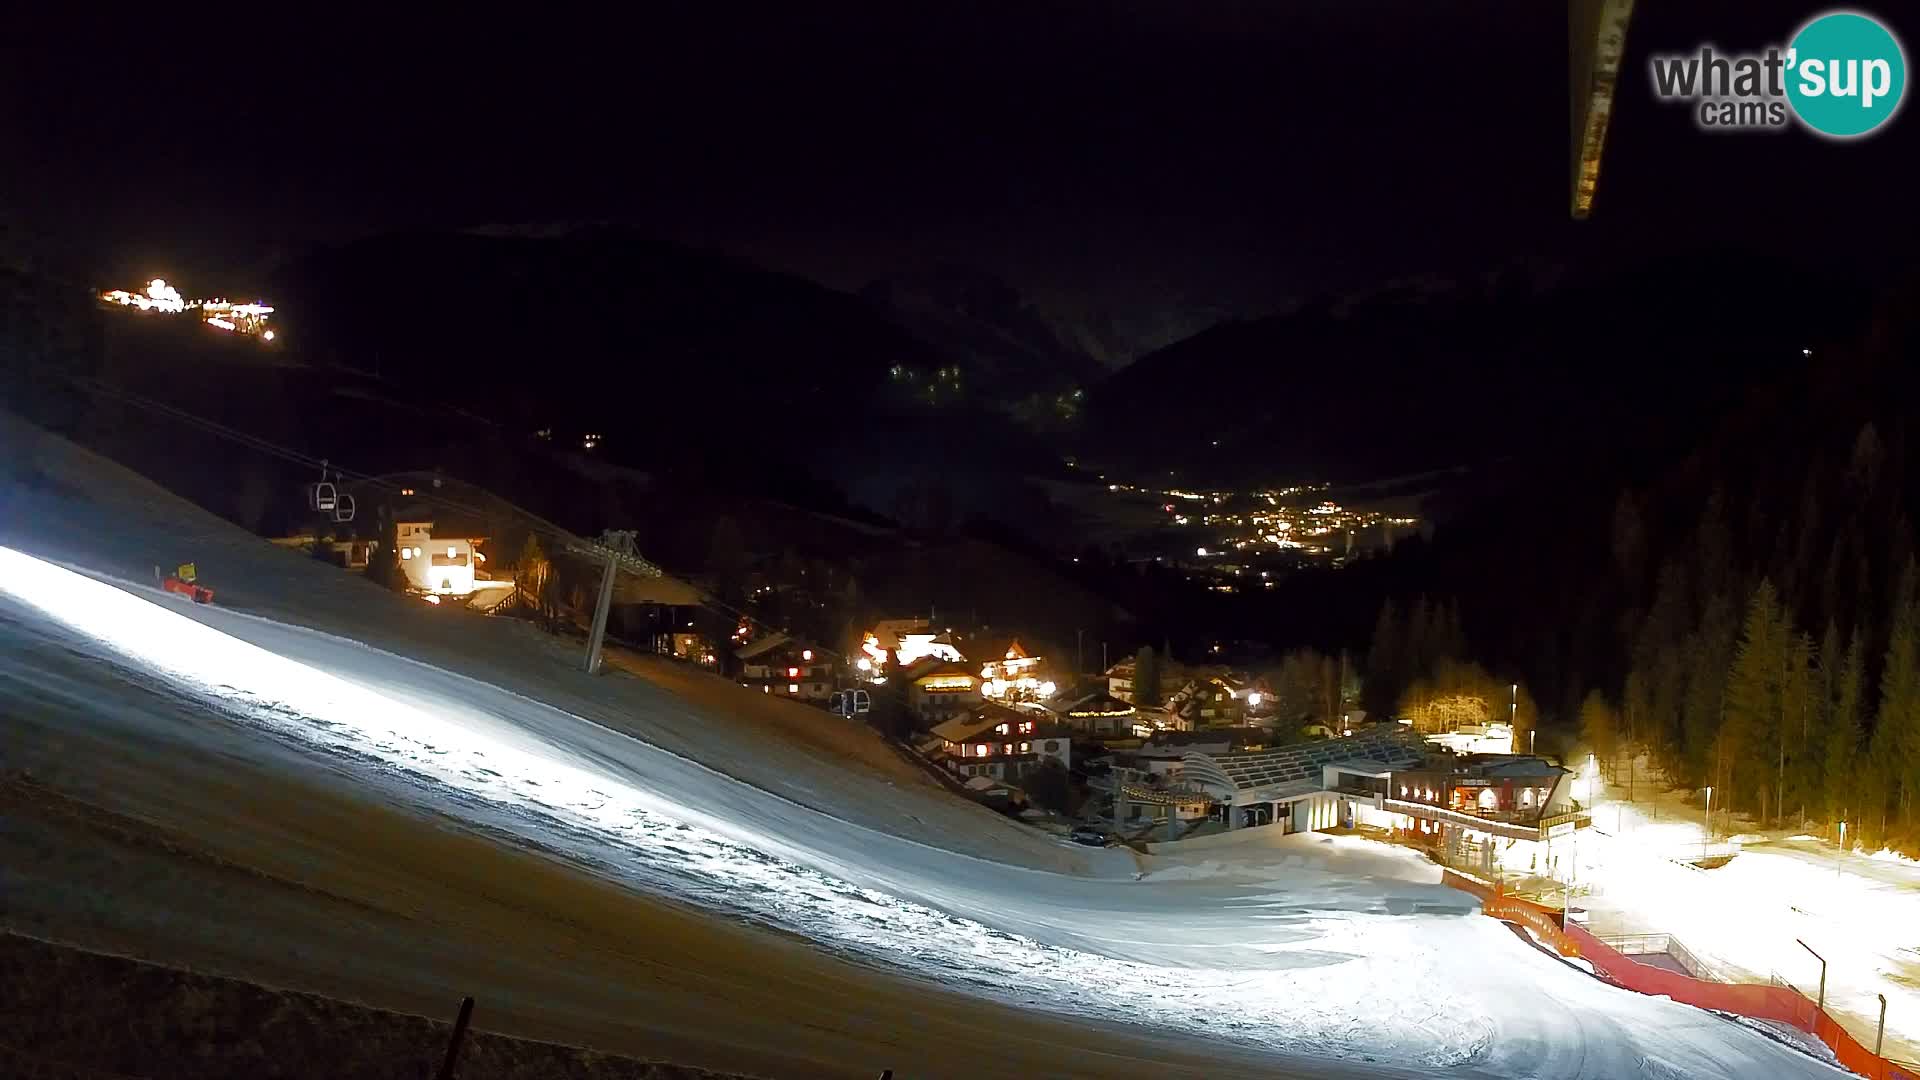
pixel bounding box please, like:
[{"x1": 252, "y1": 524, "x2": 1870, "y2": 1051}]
[
  {"x1": 436, "y1": 996, "x2": 475, "y2": 1080},
  {"x1": 584, "y1": 550, "x2": 618, "y2": 674}
]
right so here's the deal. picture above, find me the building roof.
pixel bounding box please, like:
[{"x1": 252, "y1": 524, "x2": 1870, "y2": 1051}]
[
  {"x1": 1147, "y1": 726, "x2": 1262, "y2": 748},
  {"x1": 1119, "y1": 781, "x2": 1217, "y2": 806},
  {"x1": 905, "y1": 658, "x2": 976, "y2": 684},
  {"x1": 1182, "y1": 726, "x2": 1430, "y2": 802},
  {"x1": 735, "y1": 633, "x2": 794, "y2": 661},
  {"x1": 1465, "y1": 755, "x2": 1569, "y2": 780},
  {"x1": 1054, "y1": 691, "x2": 1136, "y2": 718},
  {"x1": 929, "y1": 701, "x2": 1031, "y2": 743}
]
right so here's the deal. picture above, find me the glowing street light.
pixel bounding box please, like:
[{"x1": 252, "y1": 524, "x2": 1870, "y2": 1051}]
[{"x1": 1703, "y1": 785, "x2": 1714, "y2": 859}]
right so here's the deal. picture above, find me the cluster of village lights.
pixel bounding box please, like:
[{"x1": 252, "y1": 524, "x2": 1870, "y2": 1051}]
[{"x1": 99, "y1": 279, "x2": 277, "y2": 340}]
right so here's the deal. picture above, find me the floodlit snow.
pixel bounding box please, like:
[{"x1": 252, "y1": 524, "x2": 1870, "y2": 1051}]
[
  {"x1": 1582, "y1": 776, "x2": 1920, "y2": 1060},
  {"x1": 0, "y1": 545, "x2": 1850, "y2": 1078}
]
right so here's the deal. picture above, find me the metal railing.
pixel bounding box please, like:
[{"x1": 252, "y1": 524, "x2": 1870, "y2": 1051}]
[{"x1": 1599, "y1": 933, "x2": 1720, "y2": 981}]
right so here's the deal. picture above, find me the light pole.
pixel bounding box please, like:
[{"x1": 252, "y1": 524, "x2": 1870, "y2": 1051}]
[
  {"x1": 1511, "y1": 683, "x2": 1520, "y2": 750},
  {"x1": 1703, "y1": 785, "x2": 1714, "y2": 860},
  {"x1": 1797, "y1": 938, "x2": 1827, "y2": 1012},
  {"x1": 1876, "y1": 993, "x2": 1887, "y2": 1056}
]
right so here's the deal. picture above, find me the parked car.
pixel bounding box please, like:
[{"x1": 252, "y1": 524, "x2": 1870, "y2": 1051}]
[{"x1": 1068, "y1": 825, "x2": 1109, "y2": 847}]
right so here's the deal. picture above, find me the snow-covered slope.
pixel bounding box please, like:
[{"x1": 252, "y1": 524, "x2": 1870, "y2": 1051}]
[{"x1": 0, "y1": 413, "x2": 1852, "y2": 1078}]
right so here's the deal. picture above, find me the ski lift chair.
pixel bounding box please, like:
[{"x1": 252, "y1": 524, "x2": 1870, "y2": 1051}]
[{"x1": 308, "y1": 461, "x2": 339, "y2": 514}]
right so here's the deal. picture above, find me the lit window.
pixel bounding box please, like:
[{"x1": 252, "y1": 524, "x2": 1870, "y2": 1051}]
[
  {"x1": 788, "y1": 667, "x2": 799, "y2": 677},
  {"x1": 788, "y1": 683, "x2": 799, "y2": 694},
  {"x1": 974, "y1": 744, "x2": 989, "y2": 758},
  {"x1": 996, "y1": 724, "x2": 1009, "y2": 735},
  {"x1": 400, "y1": 547, "x2": 414, "y2": 560},
  {"x1": 1003, "y1": 743, "x2": 1013, "y2": 755},
  {"x1": 1019, "y1": 742, "x2": 1030, "y2": 753}
]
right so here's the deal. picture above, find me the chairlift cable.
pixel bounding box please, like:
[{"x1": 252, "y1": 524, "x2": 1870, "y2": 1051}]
[{"x1": 54, "y1": 370, "x2": 850, "y2": 664}]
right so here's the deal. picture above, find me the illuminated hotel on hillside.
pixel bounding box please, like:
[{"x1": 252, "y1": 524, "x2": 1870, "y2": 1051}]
[{"x1": 100, "y1": 279, "x2": 278, "y2": 340}]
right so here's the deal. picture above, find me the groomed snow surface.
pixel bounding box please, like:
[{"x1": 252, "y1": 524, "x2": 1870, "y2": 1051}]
[
  {"x1": 0, "y1": 416, "x2": 1857, "y2": 1079},
  {"x1": 1581, "y1": 776, "x2": 1920, "y2": 1062},
  {"x1": 0, "y1": 544, "x2": 1853, "y2": 1080}
]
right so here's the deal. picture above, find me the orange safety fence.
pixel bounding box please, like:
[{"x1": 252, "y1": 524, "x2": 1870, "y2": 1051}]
[
  {"x1": 1441, "y1": 871, "x2": 1580, "y2": 956},
  {"x1": 1442, "y1": 869, "x2": 1920, "y2": 1080}
]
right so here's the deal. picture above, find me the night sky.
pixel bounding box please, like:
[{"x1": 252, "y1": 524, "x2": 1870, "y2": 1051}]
[{"x1": 6, "y1": 2, "x2": 1915, "y2": 326}]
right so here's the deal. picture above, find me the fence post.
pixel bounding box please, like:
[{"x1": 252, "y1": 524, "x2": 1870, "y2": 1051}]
[
  {"x1": 436, "y1": 996, "x2": 475, "y2": 1080},
  {"x1": 1877, "y1": 993, "x2": 1887, "y2": 1057}
]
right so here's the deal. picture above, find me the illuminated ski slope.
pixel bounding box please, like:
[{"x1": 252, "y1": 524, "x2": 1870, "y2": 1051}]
[{"x1": 0, "y1": 545, "x2": 1847, "y2": 1079}]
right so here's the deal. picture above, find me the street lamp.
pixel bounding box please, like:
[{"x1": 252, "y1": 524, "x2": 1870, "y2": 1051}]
[
  {"x1": 1837, "y1": 820, "x2": 1847, "y2": 881},
  {"x1": 1797, "y1": 938, "x2": 1827, "y2": 1012},
  {"x1": 1703, "y1": 785, "x2": 1714, "y2": 859}
]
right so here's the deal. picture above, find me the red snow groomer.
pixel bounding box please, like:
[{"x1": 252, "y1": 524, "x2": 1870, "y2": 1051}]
[{"x1": 159, "y1": 562, "x2": 215, "y2": 604}]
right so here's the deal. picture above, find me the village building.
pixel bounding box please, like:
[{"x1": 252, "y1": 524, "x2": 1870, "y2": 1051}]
[
  {"x1": 977, "y1": 639, "x2": 1060, "y2": 704},
  {"x1": 1045, "y1": 690, "x2": 1142, "y2": 738},
  {"x1": 1175, "y1": 728, "x2": 1590, "y2": 881},
  {"x1": 1161, "y1": 673, "x2": 1245, "y2": 730},
  {"x1": 902, "y1": 658, "x2": 981, "y2": 725},
  {"x1": 928, "y1": 703, "x2": 1043, "y2": 781},
  {"x1": 737, "y1": 633, "x2": 835, "y2": 702}
]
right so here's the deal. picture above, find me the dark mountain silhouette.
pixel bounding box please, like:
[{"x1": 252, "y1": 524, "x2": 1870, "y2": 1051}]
[
  {"x1": 269, "y1": 226, "x2": 946, "y2": 469},
  {"x1": 860, "y1": 264, "x2": 1106, "y2": 430},
  {"x1": 1083, "y1": 252, "x2": 1871, "y2": 486},
  {"x1": 1262, "y1": 262, "x2": 1920, "y2": 729}
]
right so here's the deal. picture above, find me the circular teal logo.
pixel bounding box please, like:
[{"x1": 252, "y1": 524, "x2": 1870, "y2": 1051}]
[{"x1": 1787, "y1": 11, "x2": 1907, "y2": 137}]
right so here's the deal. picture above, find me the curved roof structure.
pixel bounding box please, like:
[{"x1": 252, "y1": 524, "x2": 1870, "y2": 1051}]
[{"x1": 1183, "y1": 726, "x2": 1429, "y2": 805}]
